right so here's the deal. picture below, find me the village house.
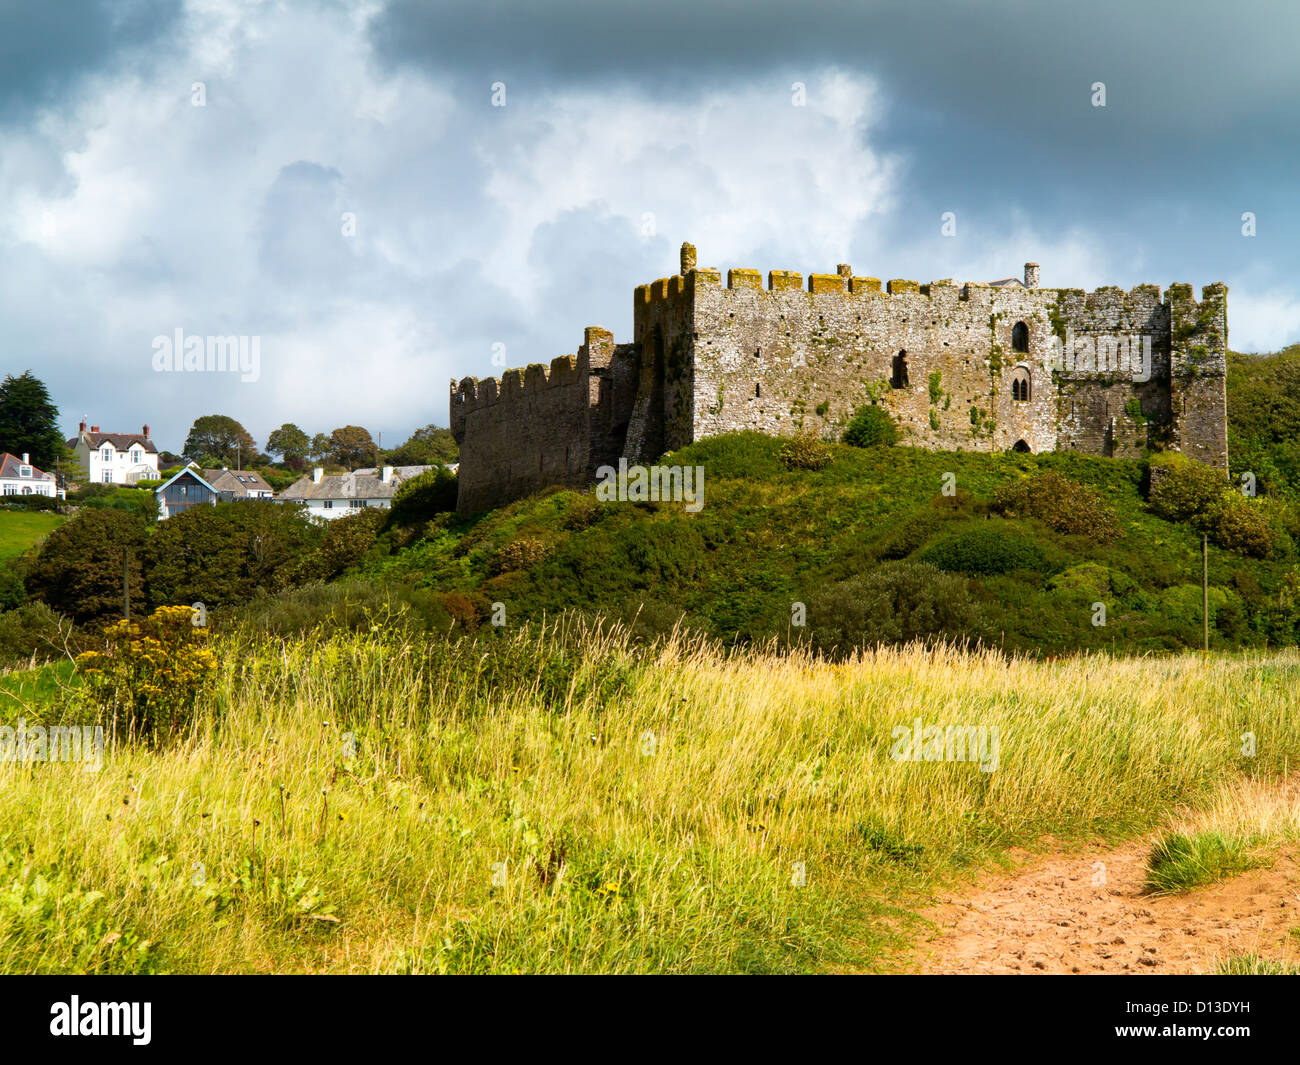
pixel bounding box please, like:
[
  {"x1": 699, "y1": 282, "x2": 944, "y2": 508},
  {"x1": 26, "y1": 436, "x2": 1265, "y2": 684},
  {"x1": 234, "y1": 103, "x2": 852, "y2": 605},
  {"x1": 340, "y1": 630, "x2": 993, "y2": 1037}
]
[
  {"x1": 202, "y1": 467, "x2": 275, "y2": 501},
  {"x1": 279, "y1": 465, "x2": 434, "y2": 521},
  {"x1": 67, "y1": 421, "x2": 160, "y2": 485},
  {"x1": 0, "y1": 453, "x2": 59, "y2": 498},
  {"x1": 153, "y1": 467, "x2": 218, "y2": 520}
]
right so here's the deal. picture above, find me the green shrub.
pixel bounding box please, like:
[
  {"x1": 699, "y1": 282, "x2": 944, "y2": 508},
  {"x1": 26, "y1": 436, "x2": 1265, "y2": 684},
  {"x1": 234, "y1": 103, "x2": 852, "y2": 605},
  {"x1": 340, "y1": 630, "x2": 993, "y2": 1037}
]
[
  {"x1": 991, "y1": 471, "x2": 1121, "y2": 542},
  {"x1": 0, "y1": 601, "x2": 74, "y2": 666},
  {"x1": 842, "y1": 405, "x2": 898, "y2": 449},
  {"x1": 806, "y1": 561, "x2": 989, "y2": 653},
  {"x1": 915, "y1": 525, "x2": 1049, "y2": 576},
  {"x1": 26, "y1": 509, "x2": 148, "y2": 623},
  {"x1": 318, "y1": 508, "x2": 386, "y2": 578},
  {"x1": 491, "y1": 536, "x2": 553, "y2": 575},
  {"x1": 1206, "y1": 493, "x2": 1278, "y2": 558},
  {"x1": 386, "y1": 467, "x2": 457, "y2": 526},
  {"x1": 778, "y1": 434, "x2": 833, "y2": 471},
  {"x1": 1147, "y1": 453, "x2": 1229, "y2": 523},
  {"x1": 0, "y1": 494, "x2": 62, "y2": 512}
]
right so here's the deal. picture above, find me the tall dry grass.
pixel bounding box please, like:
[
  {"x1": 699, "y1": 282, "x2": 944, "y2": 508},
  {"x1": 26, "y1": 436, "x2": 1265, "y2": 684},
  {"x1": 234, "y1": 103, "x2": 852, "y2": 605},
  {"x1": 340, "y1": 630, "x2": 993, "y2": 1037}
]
[{"x1": 1, "y1": 619, "x2": 1297, "y2": 973}]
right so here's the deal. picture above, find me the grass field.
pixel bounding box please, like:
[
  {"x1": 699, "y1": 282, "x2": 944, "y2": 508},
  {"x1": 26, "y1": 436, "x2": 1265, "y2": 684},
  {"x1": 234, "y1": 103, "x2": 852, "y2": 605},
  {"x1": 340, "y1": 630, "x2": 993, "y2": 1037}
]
[
  {"x1": 1, "y1": 619, "x2": 1298, "y2": 974},
  {"x1": 0, "y1": 510, "x2": 64, "y2": 561}
]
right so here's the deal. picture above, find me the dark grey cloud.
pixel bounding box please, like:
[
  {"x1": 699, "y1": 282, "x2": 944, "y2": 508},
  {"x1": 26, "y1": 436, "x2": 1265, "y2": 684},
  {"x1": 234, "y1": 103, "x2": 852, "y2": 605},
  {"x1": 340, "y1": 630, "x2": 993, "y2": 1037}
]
[{"x1": 0, "y1": 0, "x2": 183, "y2": 122}]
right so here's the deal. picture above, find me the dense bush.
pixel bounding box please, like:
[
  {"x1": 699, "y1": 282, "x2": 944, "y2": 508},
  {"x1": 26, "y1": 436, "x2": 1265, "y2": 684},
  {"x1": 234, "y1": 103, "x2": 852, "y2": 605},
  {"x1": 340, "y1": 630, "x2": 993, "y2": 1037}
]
[
  {"x1": 76, "y1": 605, "x2": 218, "y2": 745},
  {"x1": 842, "y1": 405, "x2": 898, "y2": 449},
  {"x1": 806, "y1": 561, "x2": 988, "y2": 653},
  {"x1": 144, "y1": 502, "x2": 322, "y2": 608},
  {"x1": 1147, "y1": 453, "x2": 1230, "y2": 523},
  {"x1": 991, "y1": 471, "x2": 1121, "y2": 542},
  {"x1": 318, "y1": 508, "x2": 386, "y2": 578},
  {"x1": 26, "y1": 509, "x2": 148, "y2": 623},
  {"x1": 915, "y1": 524, "x2": 1049, "y2": 576},
  {"x1": 386, "y1": 467, "x2": 458, "y2": 526},
  {"x1": 1206, "y1": 494, "x2": 1278, "y2": 558},
  {"x1": 0, "y1": 601, "x2": 75, "y2": 666},
  {"x1": 0, "y1": 494, "x2": 62, "y2": 512},
  {"x1": 779, "y1": 434, "x2": 833, "y2": 471},
  {"x1": 69, "y1": 484, "x2": 159, "y2": 521}
]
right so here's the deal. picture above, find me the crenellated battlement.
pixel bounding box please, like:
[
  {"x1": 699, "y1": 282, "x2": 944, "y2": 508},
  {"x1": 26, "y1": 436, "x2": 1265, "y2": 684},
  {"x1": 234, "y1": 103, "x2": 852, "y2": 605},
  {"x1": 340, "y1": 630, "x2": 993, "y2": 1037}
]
[{"x1": 451, "y1": 241, "x2": 1230, "y2": 512}]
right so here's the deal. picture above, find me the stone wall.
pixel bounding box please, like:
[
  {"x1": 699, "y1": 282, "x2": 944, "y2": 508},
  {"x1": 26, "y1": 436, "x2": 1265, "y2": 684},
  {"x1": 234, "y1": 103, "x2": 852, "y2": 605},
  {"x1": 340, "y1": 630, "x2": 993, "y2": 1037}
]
[
  {"x1": 450, "y1": 328, "x2": 637, "y2": 513},
  {"x1": 450, "y1": 245, "x2": 1229, "y2": 513}
]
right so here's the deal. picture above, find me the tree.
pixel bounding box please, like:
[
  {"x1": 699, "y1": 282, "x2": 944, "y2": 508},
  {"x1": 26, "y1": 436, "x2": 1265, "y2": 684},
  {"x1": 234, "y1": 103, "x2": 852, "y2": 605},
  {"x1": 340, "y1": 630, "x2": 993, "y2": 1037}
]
[
  {"x1": 183, "y1": 415, "x2": 257, "y2": 467},
  {"x1": 309, "y1": 433, "x2": 332, "y2": 464},
  {"x1": 144, "y1": 502, "x2": 322, "y2": 608},
  {"x1": 329, "y1": 425, "x2": 376, "y2": 469},
  {"x1": 26, "y1": 509, "x2": 148, "y2": 623},
  {"x1": 0, "y1": 371, "x2": 64, "y2": 469},
  {"x1": 266, "y1": 423, "x2": 311, "y2": 469},
  {"x1": 385, "y1": 424, "x2": 459, "y2": 466}
]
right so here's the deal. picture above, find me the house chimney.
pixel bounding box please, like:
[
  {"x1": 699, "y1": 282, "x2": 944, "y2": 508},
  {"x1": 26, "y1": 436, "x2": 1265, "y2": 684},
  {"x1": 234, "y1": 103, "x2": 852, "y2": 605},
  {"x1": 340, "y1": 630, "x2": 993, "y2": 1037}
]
[
  {"x1": 90, "y1": 425, "x2": 99, "y2": 433},
  {"x1": 21, "y1": 453, "x2": 29, "y2": 465},
  {"x1": 381, "y1": 466, "x2": 394, "y2": 484},
  {"x1": 78, "y1": 420, "x2": 86, "y2": 433},
  {"x1": 1024, "y1": 262, "x2": 1040, "y2": 288},
  {"x1": 312, "y1": 467, "x2": 323, "y2": 484},
  {"x1": 143, "y1": 424, "x2": 150, "y2": 439}
]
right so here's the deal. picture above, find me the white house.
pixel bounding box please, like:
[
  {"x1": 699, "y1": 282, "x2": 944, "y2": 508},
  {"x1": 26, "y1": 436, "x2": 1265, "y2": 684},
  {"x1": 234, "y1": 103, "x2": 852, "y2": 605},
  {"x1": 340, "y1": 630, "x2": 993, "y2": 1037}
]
[
  {"x1": 0, "y1": 453, "x2": 58, "y2": 498},
  {"x1": 67, "y1": 422, "x2": 160, "y2": 485},
  {"x1": 279, "y1": 464, "x2": 434, "y2": 520}
]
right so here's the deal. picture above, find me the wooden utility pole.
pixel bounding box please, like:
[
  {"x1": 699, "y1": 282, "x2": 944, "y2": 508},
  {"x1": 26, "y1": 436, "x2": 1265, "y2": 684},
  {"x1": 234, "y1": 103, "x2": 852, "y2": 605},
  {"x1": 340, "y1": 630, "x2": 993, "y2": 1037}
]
[{"x1": 1202, "y1": 533, "x2": 1209, "y2": 652}]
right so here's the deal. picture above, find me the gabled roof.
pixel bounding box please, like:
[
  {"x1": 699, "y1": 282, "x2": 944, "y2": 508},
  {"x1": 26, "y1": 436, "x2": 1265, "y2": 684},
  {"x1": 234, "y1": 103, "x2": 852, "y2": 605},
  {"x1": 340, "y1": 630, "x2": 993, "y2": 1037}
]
[
  {"x1": 0, "y1": 453, "x2": 54, "y2": 481},
  {"x1": 280, "y1": 471, "x2": 399, "y2": 501},
  {"x1": 68, "y1": 431, "x2": 159, "y2": 454},
  {"x1": 989, "y1": 277, "x2": 1026, "y2": 288},
  {"x1": 153, "y1": 467, "x2": 218, "y2": 495},
  {"x1": 203, "y1": 468, "x2": 274, "y2": 495},
  {"x1": 352, "y1": 465, "x2": 439, "y2": 481}
]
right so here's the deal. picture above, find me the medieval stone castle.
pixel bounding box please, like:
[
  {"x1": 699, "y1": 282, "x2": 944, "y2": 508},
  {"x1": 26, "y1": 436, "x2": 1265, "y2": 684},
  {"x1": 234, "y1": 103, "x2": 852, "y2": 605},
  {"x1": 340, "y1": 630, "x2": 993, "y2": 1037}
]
[{"x1": 450, "y1": 243, "x2": 1228, "y2": 513}]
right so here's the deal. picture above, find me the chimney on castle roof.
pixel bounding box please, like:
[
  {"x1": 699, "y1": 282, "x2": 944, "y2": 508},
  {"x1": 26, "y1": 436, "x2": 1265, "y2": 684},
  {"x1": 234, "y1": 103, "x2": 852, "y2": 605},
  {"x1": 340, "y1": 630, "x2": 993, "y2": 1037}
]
[
  {"x1": 837, "y1": 264, "x2": 852, "y2": 278},
  {"x1": 1024, "y1": 262, "x2": 1040, "y2": 288},
  {"x1": 680, "y1": 241, "x2": 697, "y2": 275}
]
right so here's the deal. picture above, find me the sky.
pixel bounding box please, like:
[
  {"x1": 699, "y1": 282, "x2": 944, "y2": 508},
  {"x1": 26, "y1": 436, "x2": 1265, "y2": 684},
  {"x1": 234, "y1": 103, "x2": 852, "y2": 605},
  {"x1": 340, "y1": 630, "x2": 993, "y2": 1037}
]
[{"x1": 2, "y1": 0, "x2": 1298, "y2": 455}]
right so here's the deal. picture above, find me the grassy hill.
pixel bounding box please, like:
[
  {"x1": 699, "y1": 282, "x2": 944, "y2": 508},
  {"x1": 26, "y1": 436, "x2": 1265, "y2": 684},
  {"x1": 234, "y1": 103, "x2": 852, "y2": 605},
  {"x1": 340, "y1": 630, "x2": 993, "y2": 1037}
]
[
  {"x1": 0, "y1": 510, "x2": 64, "y2": 562},
  {"x1": 341, "y1": 432, "x2": 1299, "y2": 656}
]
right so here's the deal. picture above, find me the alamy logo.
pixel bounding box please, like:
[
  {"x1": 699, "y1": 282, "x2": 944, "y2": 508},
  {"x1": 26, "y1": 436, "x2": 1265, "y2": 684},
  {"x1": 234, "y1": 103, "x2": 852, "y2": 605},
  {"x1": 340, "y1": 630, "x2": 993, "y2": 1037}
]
[
  {"x1": 50, "y1": 997, "x2": 151, "y2": 1045},
  {"x1": 594, "y1": 459, "x2": 705, "y2": 512},
  {"x1": 1051, "y1": 329, "x2": 1152, "y2": 382},
  {"x1": 0, "y1": 720, "x2": 104, "y2": 771},
  {"x1": 890, "y1": 718, "x2": 999, "y2": 772},
  {"x1": 151, "y1": 329, "x2": 261, "y2": 383}
]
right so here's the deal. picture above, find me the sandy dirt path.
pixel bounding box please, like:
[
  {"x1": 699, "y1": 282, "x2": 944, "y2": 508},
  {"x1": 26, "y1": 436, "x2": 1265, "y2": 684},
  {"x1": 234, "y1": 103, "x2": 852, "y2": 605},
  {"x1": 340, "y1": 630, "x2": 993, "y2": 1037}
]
[{"x1": 913, "y1": 839, "x2": 1300, "y2": 974}]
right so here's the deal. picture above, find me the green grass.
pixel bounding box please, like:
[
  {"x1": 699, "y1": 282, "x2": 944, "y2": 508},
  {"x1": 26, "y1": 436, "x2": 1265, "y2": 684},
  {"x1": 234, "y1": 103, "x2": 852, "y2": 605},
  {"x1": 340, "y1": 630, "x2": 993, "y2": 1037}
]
[
  {"x1": 349, "y1": 433, "x2": 1300, "y2": 656},
  {"x1": 1144, "y1": 831, "x2": 1268, "y2": 894},
  {"x1": 1215, "y1": 953, "x2": 1300, "y2": 975},
  {"x1": 0, "y1": 510, "x2": 64, "y2": 561},
  {"x1": 2, "y1": 619, "x2": 1300, "y2": 974}
]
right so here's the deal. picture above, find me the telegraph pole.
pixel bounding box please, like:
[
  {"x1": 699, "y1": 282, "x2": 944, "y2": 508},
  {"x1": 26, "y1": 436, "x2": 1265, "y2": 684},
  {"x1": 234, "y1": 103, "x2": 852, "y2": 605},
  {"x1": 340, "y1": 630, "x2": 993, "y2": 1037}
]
[{"x1": 1202, "y1": 534, "x2": 1209, "y2": 652}]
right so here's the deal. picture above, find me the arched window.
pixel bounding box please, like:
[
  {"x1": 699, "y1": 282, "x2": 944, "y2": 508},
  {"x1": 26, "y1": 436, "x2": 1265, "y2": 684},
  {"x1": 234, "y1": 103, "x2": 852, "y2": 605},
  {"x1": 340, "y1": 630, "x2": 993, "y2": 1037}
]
[
  {"x1": 1012, "y1": 439, "x2": 1031, "y2": 453},
  {"x1": 1011, "y1": 367, "x2": 1031, "y2": 402},
  {"x1": 891, "y1": 351, "x2": 909, "y2": 389},
  {"x1": 1011, "y1": 321, "x2": 1029, "y2": 353}
]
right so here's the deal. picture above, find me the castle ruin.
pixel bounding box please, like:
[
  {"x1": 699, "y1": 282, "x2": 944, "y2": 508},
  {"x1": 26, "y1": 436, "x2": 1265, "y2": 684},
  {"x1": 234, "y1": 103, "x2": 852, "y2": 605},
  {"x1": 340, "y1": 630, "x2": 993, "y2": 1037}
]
[{"x1": 450, "y1": 244, "x2": 1228, "y2": 513}]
